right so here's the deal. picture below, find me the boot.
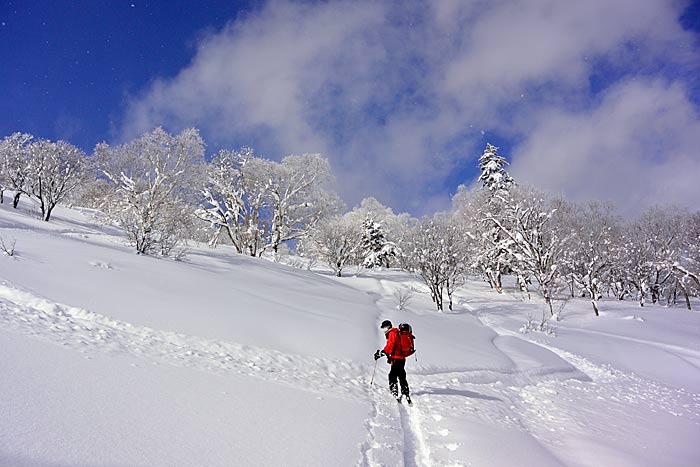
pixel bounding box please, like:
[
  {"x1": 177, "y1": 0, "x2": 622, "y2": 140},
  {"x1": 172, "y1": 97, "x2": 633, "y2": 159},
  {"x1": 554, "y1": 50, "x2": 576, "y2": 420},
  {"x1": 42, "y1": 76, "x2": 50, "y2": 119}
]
[
  {"x1": 389, "y1": 383, "x2": 399, "y2": 399},
  {"x1": 401, "y1": 387, "x2": 412, "y2": 405}
]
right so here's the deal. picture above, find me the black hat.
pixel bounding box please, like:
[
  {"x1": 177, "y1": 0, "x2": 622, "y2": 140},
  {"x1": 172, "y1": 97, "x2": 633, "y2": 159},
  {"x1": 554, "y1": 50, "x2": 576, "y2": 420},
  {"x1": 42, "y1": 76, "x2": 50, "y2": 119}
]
[{"x1": 380, "y1": 320, "x2": 392, "y2": 329}]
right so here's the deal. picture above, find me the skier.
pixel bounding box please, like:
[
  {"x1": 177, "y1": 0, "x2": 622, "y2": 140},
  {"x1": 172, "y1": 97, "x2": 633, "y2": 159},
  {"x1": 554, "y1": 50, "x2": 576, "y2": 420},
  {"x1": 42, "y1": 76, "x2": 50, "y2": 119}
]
[{"x1": 374, "y1": 320, "x2": 412, "y2": 404}]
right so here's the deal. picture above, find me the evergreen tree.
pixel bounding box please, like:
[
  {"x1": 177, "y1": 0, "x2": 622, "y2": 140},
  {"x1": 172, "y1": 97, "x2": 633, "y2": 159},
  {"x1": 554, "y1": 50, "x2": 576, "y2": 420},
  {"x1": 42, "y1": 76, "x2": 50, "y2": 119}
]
[
  {"x1": 361, "y1": 216, "x2": 395, "y2": 268},
  {"x1": 474, "y1": 143, "x2": 516, "y2": 292},
  {"x1": 478, "y1": 143, "x2": 514, "y2": 193}
]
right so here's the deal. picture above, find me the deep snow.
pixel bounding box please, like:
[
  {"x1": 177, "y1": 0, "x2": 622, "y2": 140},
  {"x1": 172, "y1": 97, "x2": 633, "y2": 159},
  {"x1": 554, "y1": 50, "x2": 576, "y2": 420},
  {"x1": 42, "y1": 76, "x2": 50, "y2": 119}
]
[{"x1": 1, "y1": 197, "x2": 699, "y2": 467}]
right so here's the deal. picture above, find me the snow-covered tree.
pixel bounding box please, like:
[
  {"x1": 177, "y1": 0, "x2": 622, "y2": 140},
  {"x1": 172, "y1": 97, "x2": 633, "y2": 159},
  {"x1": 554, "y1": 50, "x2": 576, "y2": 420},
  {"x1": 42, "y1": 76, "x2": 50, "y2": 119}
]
[
  {"x1": 637, "y1": 207, "x2": 700, "y2": 310},
  {"x1": 403, "y1": 214, "x2": 468, "y2": 311},
  {"x1": 360, "y1": 217, "x2": 396, "y2": 268},
  {"x1": 0, "y1": 133, "x2": 86, "y2": 220},
  {"x1": 486, "y1": 187, "x2": 569, "y2": 315},
  {"x1": 350, "y1": 197, "x2": 407, "y2": 267},
  {"x1": 459, "y1": 143, "x2": 518, "y2": 293},
  {"x1": 0, "y1": 132, "x2": 34, "y2": 208},
  {"x1": 266, "y1": 153, "x2": 342, "y2": 253},
  {"x1": 306, "y1": 213, "x2": 363, "y2": 277},
  {"x1": 478, "y1": 143, "x2": 514, "y2": 193},
  {"x1": 24, "y1": 139, "x2": 87, "y2": 221},
  {"x1": 562, "y1": 201, "x2": 620, "y2": 316},
  {"x1": 616, "y1": 207, "x2": 682, "y2": 307},
  {"x1": 198, "y1": 150, "x2": 341, "y2": 256},
  {"x1": 617, "y1": 223, "x2": 653, "y2": 307},
  {"x1": 640, "y1": 207, "x2": 681, "y2": 305},
  {"x1": 350, "y1": 197, "x2": 394, "y2": 222},
  {"x1": 197, "y1": 147, "x2": 272, "y2": 256},
  {"x1": 596, "y1": 207, "x2": 700, "y2": 308},
  {"x1": 96, "y1": 127, "x2": 205, "y2": 256},
  {"x1": 453, "y1": 185, "x2": 509, "y2": 292},
  {"x1": 671, "y1": 212, "x2": 700, "y2": 308}
]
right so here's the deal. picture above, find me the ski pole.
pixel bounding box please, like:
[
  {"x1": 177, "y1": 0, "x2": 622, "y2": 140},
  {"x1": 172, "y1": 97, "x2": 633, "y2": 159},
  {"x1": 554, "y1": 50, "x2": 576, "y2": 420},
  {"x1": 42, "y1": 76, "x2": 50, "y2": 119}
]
[{"x1": 370, "y1": 358, "x2": 378, "y2": 386}]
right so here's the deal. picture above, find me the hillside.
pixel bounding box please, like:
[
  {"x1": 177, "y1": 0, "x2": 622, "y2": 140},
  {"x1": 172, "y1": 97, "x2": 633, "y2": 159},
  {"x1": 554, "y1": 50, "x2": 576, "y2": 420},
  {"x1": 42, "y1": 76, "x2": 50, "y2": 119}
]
[{"x1": 1, "y1": 198, "x2": 699, "y2": 467}]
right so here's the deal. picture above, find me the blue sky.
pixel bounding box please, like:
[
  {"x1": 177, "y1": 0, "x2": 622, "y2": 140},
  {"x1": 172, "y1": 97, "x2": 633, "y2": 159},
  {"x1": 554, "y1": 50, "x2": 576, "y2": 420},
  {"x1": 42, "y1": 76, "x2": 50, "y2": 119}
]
[{"x1": 1, "y1": 0, "x2": 699, "y2": 216}]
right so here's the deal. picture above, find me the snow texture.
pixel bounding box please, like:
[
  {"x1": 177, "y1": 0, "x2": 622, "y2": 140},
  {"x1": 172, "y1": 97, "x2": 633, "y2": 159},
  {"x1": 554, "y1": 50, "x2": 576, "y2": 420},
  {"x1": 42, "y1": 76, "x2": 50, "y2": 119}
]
[{"x1": 1, "y1": 197, "x2": 699, "y2": 466}]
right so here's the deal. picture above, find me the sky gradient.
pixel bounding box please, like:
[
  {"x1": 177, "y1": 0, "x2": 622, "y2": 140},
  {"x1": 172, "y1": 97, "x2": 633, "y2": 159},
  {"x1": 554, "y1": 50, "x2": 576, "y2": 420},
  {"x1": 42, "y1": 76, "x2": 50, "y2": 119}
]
[{"x1": 2, "y1": 0, "x2": 699, "y2": 216}]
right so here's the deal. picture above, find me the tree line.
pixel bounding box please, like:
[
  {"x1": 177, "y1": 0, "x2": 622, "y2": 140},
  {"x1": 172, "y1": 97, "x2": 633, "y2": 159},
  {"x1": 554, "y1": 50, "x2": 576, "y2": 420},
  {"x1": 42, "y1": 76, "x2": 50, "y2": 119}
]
[{"x1": 1, "y1": 130, "x2": 698, "y2": 314}]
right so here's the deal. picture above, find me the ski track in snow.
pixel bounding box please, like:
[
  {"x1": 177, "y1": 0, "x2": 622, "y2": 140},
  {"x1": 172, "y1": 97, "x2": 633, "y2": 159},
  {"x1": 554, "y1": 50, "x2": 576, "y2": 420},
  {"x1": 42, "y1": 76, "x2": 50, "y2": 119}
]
[
  {"x1": 363, "y1": 280, "x2": 700, "y2": 466},
  {"x1": 3, "y1": 278, "x2": 700, "y2": 467},
  {"x1": 465, "y1": 289, "x2": 700, "y2": 464},
  {"x1": 0, "y1": 280, "x2": 434, "y2": 466}
]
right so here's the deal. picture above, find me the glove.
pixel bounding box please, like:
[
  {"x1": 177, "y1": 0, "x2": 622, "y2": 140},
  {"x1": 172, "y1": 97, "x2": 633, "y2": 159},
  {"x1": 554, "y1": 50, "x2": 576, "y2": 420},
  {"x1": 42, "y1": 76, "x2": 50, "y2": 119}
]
[{"x1": 374, "y1": 349, "x2": 386, "y2": 361}]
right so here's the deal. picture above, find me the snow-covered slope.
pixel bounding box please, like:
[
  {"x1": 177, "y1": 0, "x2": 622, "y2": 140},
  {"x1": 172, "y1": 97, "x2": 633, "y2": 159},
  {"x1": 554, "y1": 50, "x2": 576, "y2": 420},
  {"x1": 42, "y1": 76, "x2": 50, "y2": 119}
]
[{"x1": 1, "y1": 198, "x2": 699, "y2": 467}]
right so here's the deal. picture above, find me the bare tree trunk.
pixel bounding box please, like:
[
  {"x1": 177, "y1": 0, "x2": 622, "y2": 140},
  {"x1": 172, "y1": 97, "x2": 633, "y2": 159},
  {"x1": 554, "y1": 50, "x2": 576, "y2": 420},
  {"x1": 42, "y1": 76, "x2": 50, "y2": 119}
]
[
  {"x1": 651, "y1": 286, "x2": 659, "y2": 304},
  {"x1": 569, "y1": 277, "x2": 575, "y2": 298},
  {"x1": 335, "y1": 261, "x2": 342, "y2": 277},
  {"x1": 485, "y1": 272, "x2": 495, "y2": 290},
  {"x1": 495, "y1": 271, "x2": 503, "y2": 293},
  {"x1": 39, "y1": 198, "x2": 46, "y2": 221},
  {"x1": 430, "y1": 283, "x2": 444, "y2": 311},
  {"x1": 44, "y1": 204, "x2": 55, "y2": 222},
  {"x1": 678, "y1": 283, "x2": 692, "y2": 311}
]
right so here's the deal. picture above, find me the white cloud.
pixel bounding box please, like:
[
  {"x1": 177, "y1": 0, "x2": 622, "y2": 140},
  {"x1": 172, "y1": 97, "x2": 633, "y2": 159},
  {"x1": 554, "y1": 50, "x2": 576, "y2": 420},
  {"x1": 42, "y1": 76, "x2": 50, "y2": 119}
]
[
  {"x1": 118, "y1": 0, "x2": 698, "y2": 215},
  {"x1": 509, "y1": 79, "x2": 700, "y2": 215}
]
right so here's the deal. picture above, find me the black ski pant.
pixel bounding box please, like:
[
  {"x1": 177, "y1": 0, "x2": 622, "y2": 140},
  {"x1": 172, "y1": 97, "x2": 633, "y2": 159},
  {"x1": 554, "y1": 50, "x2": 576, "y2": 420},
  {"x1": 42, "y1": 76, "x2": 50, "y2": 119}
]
[{"x1": 388, "y1": 358, "x2": 410, "y2": 396}]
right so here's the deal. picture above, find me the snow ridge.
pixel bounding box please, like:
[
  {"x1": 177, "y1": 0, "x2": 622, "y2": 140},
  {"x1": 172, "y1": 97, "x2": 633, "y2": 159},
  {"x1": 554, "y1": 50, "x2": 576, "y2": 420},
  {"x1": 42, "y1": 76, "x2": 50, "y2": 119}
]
[{"x1": 0, "y1": 282, "x2": 368, "y2": 402}]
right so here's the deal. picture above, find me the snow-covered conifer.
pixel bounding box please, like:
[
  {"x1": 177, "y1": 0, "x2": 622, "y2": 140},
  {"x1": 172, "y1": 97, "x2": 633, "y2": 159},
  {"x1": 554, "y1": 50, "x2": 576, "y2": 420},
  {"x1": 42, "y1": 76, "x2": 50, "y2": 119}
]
[
  {"x1": 458, "y1": 144, "x2": 517, "y2": 293},
  {"x1": 360, "y1": 217, "x2": 396, "y2": 268},
  {"x1": 477, "y1": 143, "x2": 514, "y2": 193},
  {"x1": 351, "y1": 197, "x2": 406, "y2": 266}
]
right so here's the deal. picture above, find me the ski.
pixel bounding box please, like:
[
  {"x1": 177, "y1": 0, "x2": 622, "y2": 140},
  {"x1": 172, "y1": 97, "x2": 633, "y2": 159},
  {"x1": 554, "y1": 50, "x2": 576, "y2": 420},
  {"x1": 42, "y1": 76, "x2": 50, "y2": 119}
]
[{"x1": 396, "y1": 394, "x2": 413, "y2": 406}]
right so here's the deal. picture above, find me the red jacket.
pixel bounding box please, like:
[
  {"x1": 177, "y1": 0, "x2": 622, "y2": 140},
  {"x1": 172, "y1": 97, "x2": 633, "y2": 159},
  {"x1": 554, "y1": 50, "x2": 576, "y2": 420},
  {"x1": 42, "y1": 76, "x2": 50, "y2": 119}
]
[{"x1": 383, "y1": 328, "x2": 405, "y2": 360}]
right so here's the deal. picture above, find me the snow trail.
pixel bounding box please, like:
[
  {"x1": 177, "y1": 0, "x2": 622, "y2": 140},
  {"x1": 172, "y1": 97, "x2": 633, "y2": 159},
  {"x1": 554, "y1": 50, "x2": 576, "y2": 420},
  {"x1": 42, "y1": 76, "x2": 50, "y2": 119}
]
[
  {"x1": 0, "y1": 281, "x2": 438, "y2": 466},
  {"x1": 0, "y1": 282, "x2": 370, "y2": 402},
  {"x1": 3, "y1": 272, "x2": 699, "y2": 467},
  {"x1": 400, "y1": 404, "x2": 431, "y2": 467},
  {"x1": 360, "y1": 390, "x2": 404, "y2": 466},
  {"x1": 354, "y1": 275, "x2": 700, "y2": 466}
]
